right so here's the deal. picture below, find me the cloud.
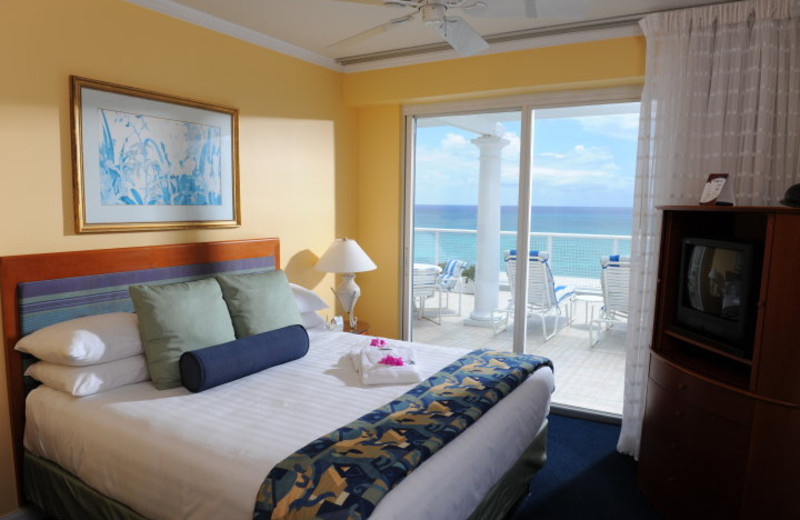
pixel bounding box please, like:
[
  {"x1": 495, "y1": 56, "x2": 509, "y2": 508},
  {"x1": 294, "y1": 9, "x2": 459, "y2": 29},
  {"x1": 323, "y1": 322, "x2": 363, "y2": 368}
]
[
  {"x1": 529, "y1": 165, "x2": 635, "y2": 206},
  {"x1": 498, "y1": 132, "x2": 521, "y2": 183},
  {"x1": 419, "y1": 131, "x2": 523, "y2": 195},
  {"x1": 441, "y1": 132, "x2": 471, "y2": 150},
  {"x1": 536, "y1": 145, "x2": 615, "y2": 167},
  {"x1": 415, "y1": 124, "x2": 636, "y2": 206},
  {"x1": 528, "y1": 145, "x2": 625, "y2": 198},
  {"x1": 533, "y1": 165, "x2": 627, "y2": 186},
  {"x1": 573, "y1": 113, "x2": 640, "y2": 141},
  {"x1": 540, "y1": 152, "x2": 568, "y2": 159},
  {"x1": 414, "y1": 132, "x2": 481, "y2": 204},
  {"x1": 502, "y1": 130, "x2": 521, "y2": 156},
  {"x1": 418, "y1": 132, "x2": 479, "y2": 163}
]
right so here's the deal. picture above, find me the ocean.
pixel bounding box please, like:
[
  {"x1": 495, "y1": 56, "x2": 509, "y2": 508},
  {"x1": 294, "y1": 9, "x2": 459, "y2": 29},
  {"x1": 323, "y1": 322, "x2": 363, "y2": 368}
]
[{"x1": 413, "y1": 205, "x2": 633, "y2": 282}]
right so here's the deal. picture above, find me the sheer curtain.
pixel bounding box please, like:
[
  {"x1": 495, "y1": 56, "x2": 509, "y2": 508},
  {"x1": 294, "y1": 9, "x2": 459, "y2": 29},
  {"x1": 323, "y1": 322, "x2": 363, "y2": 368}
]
[{"x1": 618, "y1": 0, "x2": 800, "y2": 458}]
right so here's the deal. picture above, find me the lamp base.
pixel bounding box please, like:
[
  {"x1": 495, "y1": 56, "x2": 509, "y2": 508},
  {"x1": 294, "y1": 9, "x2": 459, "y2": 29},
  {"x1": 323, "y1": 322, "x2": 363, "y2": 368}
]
[
  {"x1": 347, "y1": 313, "x2": 358, "y2": 329},
  {"x1": 333, "y1": 273, "x2": 361, "y2": 329}
]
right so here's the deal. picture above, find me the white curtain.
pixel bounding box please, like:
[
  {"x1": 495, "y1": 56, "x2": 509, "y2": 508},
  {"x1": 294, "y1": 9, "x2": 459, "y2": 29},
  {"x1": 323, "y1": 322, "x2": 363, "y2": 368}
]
[{"x1": 618, "y1": 0, "x2": 800, "y2": 458}]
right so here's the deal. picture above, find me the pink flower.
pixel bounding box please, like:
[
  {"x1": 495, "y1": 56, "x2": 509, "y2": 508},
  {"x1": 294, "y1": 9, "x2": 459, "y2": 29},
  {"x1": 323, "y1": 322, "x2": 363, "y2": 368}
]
[
  {"x1": 370, "y1": 338, "x2": 387, "y2": 348},
  {"x1": 378, "y1": 354, "x2": 405, "y2": 366}
]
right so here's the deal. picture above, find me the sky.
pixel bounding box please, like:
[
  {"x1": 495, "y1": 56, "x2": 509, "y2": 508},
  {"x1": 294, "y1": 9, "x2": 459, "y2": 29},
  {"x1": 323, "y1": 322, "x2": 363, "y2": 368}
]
[{"x1": 414, "y1": 102, "x2": 640, "y2": 207}]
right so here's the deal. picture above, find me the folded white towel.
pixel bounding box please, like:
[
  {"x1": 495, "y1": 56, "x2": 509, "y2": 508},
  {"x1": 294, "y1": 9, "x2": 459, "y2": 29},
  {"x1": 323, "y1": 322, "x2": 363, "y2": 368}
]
[{"x1": 350, "y1": 345, "x2": 422, "y2": 386}]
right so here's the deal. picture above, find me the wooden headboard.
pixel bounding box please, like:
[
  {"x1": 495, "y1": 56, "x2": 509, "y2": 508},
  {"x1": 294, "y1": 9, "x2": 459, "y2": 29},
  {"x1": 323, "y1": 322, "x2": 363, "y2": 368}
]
[{"x1": 0, "y1": 238, "x2": 280, "y2": 503}]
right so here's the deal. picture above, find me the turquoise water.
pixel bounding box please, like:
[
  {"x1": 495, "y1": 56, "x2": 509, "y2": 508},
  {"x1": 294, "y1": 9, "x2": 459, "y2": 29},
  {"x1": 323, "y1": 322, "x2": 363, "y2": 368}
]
[{"x1": 414, "y1": 205, "x2": 633, "y2": 281}]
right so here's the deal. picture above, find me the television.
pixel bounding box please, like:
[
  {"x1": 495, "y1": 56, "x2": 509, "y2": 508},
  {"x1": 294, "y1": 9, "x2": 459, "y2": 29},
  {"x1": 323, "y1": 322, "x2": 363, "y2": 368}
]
[{"x1": 674, "y1": 237, "x2": 761, "y2": 358}]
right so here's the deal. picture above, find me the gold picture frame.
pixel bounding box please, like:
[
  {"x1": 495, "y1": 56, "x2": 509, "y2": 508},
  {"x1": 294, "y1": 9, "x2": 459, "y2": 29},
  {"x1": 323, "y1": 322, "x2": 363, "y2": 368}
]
[{"x1": 70, "y1": 76, "x2": 240, "y2": 233}]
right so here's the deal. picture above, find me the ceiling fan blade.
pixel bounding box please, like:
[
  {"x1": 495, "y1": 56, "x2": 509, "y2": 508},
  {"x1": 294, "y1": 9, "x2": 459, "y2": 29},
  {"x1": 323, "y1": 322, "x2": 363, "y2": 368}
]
[
  {"x1": 437, "y1": 16, "x2": 489, "y2": 56},
  {"x1": 327, "y1": 13, "x2": 415, "y2": 49},
  {"x1": 465, "y1": 0, "x2": 588, "y2": 20}
]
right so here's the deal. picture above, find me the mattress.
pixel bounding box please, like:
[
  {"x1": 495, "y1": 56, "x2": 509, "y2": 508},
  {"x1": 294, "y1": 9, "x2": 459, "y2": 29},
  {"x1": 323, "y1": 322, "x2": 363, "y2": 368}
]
[{"x1": 24, "y1": 330, "x2": 554, "y2": 520}]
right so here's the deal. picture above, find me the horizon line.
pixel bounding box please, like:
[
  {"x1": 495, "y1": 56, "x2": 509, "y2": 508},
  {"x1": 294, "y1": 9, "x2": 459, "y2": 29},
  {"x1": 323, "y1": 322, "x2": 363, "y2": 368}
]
[{"x1": 415, "y1": 204, "x2": 634, "y2": 209}]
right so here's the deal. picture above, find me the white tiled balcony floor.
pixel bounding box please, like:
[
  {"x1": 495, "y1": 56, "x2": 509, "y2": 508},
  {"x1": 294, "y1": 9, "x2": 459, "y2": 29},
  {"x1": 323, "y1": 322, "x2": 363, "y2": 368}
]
[{"x1": 411, "y1": 290, "x2": 627, "y2": 416}]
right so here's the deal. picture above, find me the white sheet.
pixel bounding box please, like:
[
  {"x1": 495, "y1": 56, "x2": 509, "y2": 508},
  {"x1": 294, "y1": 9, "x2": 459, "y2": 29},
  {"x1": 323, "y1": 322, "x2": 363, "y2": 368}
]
[{"x1": 24, "y1": 330, "x2": 554, "y2": 520}]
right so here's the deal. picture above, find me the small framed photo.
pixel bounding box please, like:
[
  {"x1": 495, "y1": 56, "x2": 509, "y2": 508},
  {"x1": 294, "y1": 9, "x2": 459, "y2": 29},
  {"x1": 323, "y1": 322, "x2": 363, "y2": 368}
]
[
  {"x1": 699, "y1": 173, "x2": 735, "y2": 206},
  {"x1": 70, "y1": 76, "x2": 240, "y2": 233}
]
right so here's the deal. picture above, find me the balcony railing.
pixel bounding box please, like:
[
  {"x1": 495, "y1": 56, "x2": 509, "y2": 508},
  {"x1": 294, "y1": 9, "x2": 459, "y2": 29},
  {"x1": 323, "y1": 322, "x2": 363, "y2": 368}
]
[{"x1": 414, "y1": 228, "x2": 632, "y2": 292}]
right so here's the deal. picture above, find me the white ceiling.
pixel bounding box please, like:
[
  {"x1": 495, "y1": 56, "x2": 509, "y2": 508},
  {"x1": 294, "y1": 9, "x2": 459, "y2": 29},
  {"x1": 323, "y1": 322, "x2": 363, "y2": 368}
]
[{"x1": 126, "y1": 0, "x2": 736, "y2": 71}]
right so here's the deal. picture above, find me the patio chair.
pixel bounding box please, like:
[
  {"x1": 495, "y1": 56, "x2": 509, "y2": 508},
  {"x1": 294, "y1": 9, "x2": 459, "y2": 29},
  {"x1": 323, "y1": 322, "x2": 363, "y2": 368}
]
[
  {"x1": 589, "y1": 255, "x2": 630, "y2": 347},
  {"x1": 492, "y1": 250, "x2": 576, "y2": 341},
  {"x1": 413, "y1": 265, "x2": 443, "y2": 325},
  {"x1": 436, "y1": 259, "x2": 467, "y2": 315}
]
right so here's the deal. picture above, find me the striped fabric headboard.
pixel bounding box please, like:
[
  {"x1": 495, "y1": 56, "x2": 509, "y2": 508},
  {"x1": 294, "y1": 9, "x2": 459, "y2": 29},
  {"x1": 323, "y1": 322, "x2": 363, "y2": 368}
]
[
  {"x1": 18, "y1": 256, "x2": 275, "y2": 336},
  {"x1": 1, "y1": 238, "x2": 281, "y2": 504}
]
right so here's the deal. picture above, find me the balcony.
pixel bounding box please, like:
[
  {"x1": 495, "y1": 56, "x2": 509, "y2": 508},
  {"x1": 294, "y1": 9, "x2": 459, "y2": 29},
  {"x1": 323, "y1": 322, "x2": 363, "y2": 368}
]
[{"x1": 411, "y1": 228, "x2": 631, "y2": 416}]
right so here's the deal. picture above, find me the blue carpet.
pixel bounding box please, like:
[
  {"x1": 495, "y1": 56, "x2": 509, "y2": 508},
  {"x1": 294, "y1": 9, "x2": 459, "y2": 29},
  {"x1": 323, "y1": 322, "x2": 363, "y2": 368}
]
[{"x1": 509, "y1": 413, "x2": 660, "y2": 520}]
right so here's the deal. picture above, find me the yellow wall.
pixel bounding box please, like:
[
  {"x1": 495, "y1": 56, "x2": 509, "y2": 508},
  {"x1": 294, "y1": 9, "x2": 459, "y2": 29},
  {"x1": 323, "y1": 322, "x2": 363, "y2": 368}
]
[
  {"x1": 0, "y1": 0, "x2": 645, "y2": 512},
  {"x1": 344, "y1": 37, "x2": 645, "y2": 107},
  {"x1": 353, "y1": 105, "x2": 404, "y2": 337},
  {"x1": 0, "y1": 0, "x2": 357, "y2": 513},
  {"x1": 346, "y1": 36, "x2": 646, "y2": 339}
]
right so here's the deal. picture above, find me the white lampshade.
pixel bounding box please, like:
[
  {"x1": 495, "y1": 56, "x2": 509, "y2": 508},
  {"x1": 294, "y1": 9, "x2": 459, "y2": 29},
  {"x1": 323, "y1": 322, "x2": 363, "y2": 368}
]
[
  {"x1": 315, "y1": 238, "x2": 377, "y2": 274},
  {"x1": 315, "y1": 238, "x2": 376, "y2": 328}
]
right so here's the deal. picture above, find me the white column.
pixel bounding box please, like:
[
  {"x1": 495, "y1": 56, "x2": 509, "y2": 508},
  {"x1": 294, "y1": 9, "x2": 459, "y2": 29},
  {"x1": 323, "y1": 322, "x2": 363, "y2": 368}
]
[{"x1": 467, "y1": 134, "x2": 509, "y2": 325}]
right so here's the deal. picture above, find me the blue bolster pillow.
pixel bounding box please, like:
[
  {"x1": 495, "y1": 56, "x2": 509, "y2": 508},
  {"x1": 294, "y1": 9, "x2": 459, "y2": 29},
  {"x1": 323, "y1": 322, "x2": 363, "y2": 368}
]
[{"x1": 179, "y1": 324, "x2": 309, "y2": 392}]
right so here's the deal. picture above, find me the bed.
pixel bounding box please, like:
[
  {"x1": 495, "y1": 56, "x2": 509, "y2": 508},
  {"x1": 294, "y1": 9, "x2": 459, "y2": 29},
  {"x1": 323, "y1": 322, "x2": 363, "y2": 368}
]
[{"x1": 1, "y1": 238, "x2": 554, "y2": 520}]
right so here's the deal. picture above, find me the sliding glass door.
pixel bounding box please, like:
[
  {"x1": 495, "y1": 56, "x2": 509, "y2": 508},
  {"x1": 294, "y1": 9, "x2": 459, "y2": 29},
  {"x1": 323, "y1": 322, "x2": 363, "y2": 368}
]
[
  {"x1": 405, "y1": 110, "x2": 526, "y2": 352},
  {"x1": 402, "y1": 89, "x2": 641, "y2": 415}
]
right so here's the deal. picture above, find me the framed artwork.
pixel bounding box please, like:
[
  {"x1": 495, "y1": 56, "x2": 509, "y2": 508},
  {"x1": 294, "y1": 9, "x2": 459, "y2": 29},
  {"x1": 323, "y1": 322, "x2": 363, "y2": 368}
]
[{"x1": 70, "y1": 76, "x2": 240, "y2": 233}]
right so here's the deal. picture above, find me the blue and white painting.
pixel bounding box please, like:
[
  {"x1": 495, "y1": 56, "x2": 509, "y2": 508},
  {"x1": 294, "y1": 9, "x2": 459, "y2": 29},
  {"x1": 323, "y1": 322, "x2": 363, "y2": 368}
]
[{"x1": 98, "y1": 109, "x2": 222, "y2": 206}]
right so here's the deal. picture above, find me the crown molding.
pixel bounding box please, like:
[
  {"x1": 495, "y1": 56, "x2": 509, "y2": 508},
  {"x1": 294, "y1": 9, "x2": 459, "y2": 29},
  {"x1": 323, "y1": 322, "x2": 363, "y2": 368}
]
[
  {"x1": 124, "y1": 0, "x2": 642, "y2": 74},
  {"x1": 339, "y1": 21, "x2": 642, "y2": 72},
  {"x1": 123, "y1": 0, "x2": 343, "y2": 71}
]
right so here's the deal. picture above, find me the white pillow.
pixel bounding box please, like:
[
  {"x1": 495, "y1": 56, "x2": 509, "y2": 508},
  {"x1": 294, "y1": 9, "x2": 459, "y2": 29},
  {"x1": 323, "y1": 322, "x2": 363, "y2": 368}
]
[
  {"x1": 15, "y1": 312, "x2": 143, "y2": 366},
  {"x1": 25, "y1": 355, "x2": 149, "y2": 397},
  {"x1": 289, "y1": 283, "x2": 328, "y2": 313},
  {"x1": 301, "y1": 310, "x2": 327, "y2": 330}
]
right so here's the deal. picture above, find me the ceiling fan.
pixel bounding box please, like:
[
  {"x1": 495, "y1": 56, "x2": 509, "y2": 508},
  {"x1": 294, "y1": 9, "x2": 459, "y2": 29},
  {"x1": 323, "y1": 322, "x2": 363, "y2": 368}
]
[{"x1": 329, "y1": 0, "x2": 590, "y2": 56}]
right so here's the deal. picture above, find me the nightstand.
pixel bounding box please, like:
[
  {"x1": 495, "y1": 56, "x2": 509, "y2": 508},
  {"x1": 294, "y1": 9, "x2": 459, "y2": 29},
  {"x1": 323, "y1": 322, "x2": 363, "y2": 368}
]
[{"x1": 344, "y1": 319, "x2": 370, "y2": 335}]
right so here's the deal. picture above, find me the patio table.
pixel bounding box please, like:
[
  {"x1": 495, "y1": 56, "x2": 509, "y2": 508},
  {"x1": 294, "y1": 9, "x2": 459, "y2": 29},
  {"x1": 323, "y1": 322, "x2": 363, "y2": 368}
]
[{"x1": 573, "y1": 293, "x2": 603, "y2": 326}]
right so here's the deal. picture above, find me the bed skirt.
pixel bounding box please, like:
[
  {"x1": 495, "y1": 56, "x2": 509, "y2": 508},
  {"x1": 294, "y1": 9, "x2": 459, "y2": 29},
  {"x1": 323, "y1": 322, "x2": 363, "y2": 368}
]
[
  {"x1": 24, "y1": 451, "x2": 147, "y2": 520},
  {"x1": 23, "y1": 419, "x2": 548, "y2": 520}
]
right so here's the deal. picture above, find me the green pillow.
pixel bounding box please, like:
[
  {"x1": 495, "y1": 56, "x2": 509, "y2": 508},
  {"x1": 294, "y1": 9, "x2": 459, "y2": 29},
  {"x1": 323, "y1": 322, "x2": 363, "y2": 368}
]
[
  {"x1": 129, "y1": 278, "x2": 236, "y2": 390},
  {"x1": 216, "y1": 270, "x2": 303, "y2": 338}
]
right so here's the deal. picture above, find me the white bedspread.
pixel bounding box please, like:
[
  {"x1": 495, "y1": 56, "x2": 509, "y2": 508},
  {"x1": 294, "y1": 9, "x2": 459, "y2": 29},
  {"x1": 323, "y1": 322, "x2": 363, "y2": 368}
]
[{"x1": 24, "y1": 330, "x2": 554, "y2": 520}]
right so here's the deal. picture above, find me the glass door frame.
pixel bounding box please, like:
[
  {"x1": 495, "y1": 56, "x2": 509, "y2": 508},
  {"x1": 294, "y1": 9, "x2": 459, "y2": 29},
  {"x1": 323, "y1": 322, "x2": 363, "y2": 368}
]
[{"x1": 400, "y1": 86, "x2": 642, "y2": 353}]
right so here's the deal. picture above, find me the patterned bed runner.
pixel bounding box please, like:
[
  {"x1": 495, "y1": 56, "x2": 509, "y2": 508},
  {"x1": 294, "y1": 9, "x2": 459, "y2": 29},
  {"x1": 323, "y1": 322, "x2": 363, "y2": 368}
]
[{"x1": 253, "y1": 349, "x2": 553, "y2": 520}]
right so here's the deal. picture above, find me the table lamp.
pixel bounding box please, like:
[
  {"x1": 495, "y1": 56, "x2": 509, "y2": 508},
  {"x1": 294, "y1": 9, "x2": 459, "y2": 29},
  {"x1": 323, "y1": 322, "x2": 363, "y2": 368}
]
[{"x1": 315, "y1": 238, "x2": 376, "y2": 328}]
